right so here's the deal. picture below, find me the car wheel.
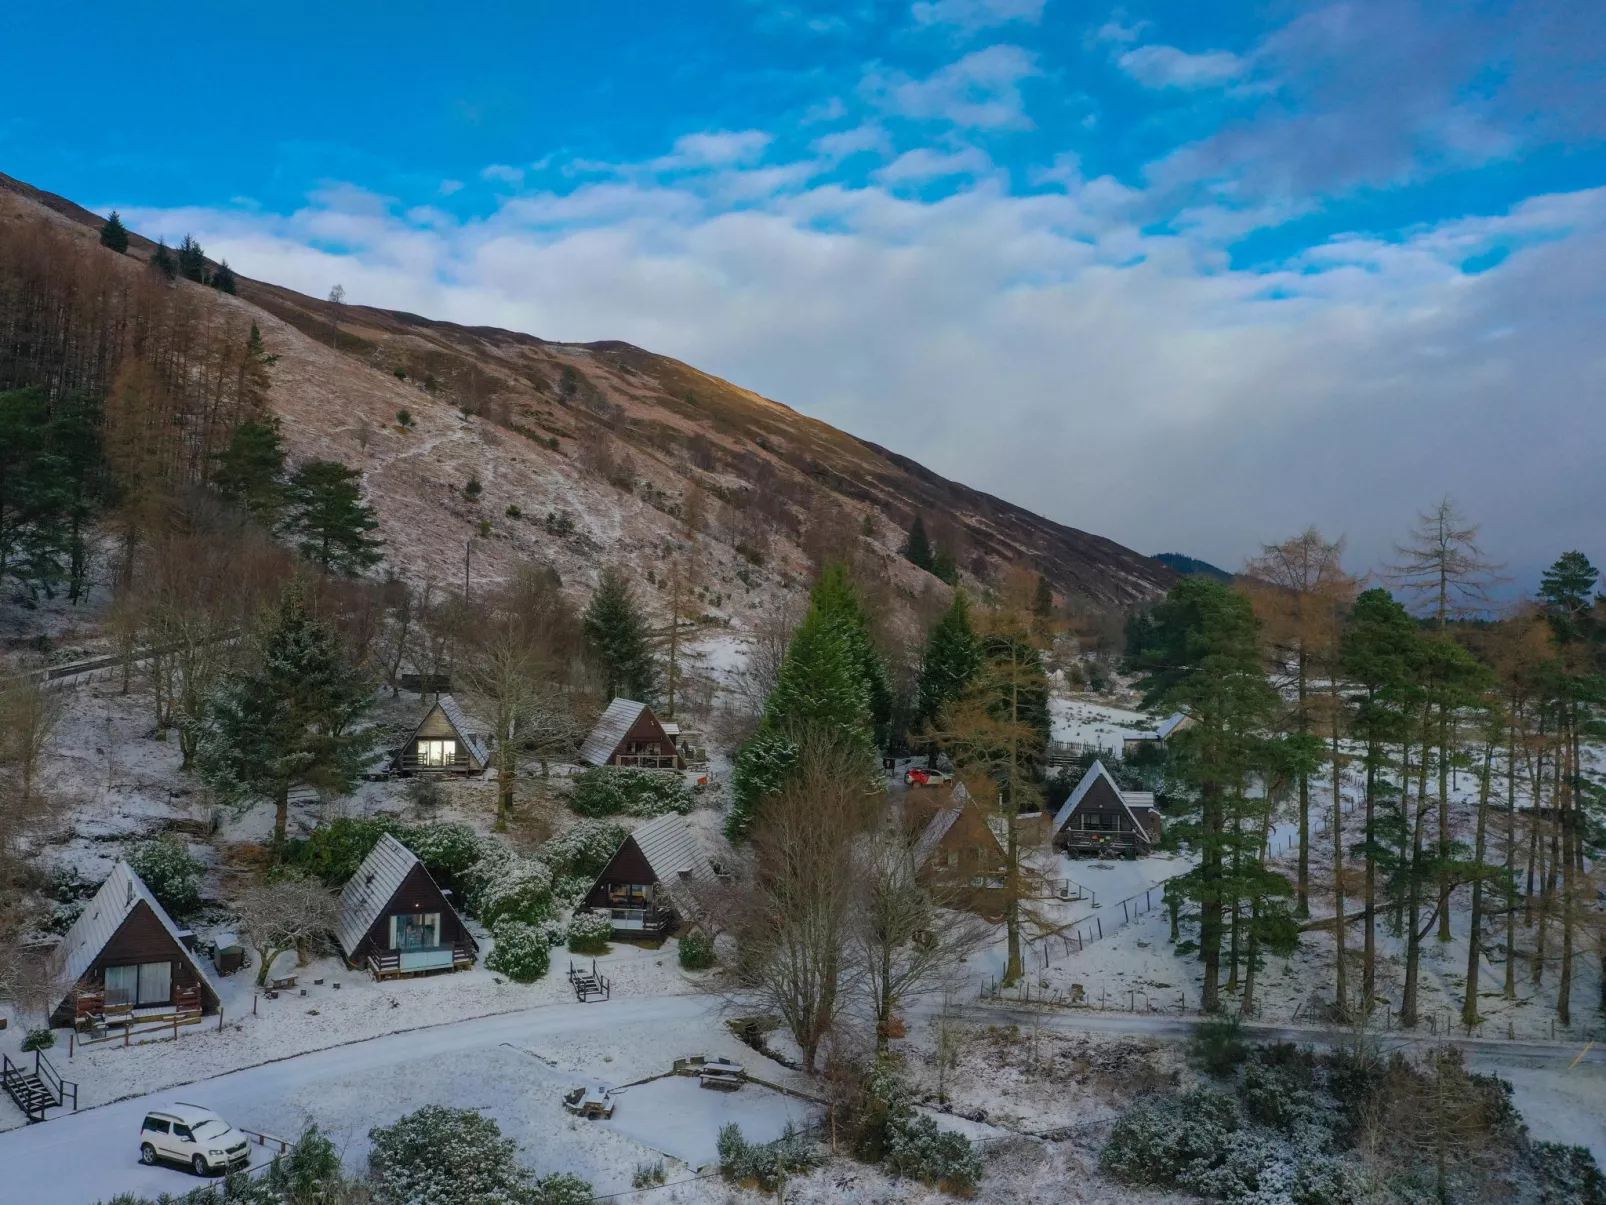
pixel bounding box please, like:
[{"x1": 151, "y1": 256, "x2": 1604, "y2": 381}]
[
  {"x1": 140, "y1": 1144, "x2": 157, "y2": 1166},
  {"x1": 192, "y1": 1154, "x2": 210, "y2": 1177}
]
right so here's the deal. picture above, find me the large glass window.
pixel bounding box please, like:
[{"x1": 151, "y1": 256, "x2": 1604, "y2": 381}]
[
  {"x1": 390, "y1": 912, "x2": 441, "y2": 951},
  {"x1": 417, "y1": 739, "x2": 456, "y2": 767},
  {"x1": 137, "y1": 961, "x2": 172, "y2": 1005},
  {"x1": 105, "y1": 964, "x2": 138, "y2": 1006}
]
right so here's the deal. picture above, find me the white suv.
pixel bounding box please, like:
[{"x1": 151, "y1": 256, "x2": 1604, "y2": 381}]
[{"x1": 138, "y1": 1103, "x2": 250, "y2": 1176}]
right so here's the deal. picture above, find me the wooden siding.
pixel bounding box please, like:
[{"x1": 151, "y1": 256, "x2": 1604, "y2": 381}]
[
  {"x1": 605, "y1": 709, "x2": 683, "y2": 769},
  {"x1": 1055, "y1": 774, "x2": 1152, "y2": 856},
  {"x1": 52, "y1": 901, "x2": 215, "y2": 1024},
  {"x1": 354, "y1": 863, "x2": 472, "y2": 965},
  {"x1": 919, "y1": 801, "x2": 1007, "y2": 919}
]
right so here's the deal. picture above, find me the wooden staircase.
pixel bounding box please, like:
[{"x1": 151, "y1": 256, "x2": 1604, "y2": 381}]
[
  {"x1": 567, "y1": 959, "x2": 611, "y2": 1003},
  {"x1": 2, "y1": 1051, "x2": 77, "y2": 1123}
]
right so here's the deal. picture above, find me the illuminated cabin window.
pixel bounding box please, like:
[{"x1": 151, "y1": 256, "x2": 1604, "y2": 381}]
[{"x1": 418, "y1": 739, "x2": 457, "y2": 767}]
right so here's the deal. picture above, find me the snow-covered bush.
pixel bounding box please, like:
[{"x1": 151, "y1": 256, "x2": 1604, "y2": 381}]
[
  {"x1": 486, "y1": 921, "x2": 552, "y2": 983},
  {"x1": 127, "y1": 836, "x2": 206, "y2": 916},
  {"x1": 291, "y1": 816, "x2": 406, "y2": 887},
  {"x1": 569, "y1": 768, "x2": 693, "y2": 818},
  {"x1": 566, "y1": 910, "x2": 612, "y2": 954},
  {"x1": 20, "y1": 1028, "x2": 54, "y2": 1052},
  {"x1": 1290, "y1": 1155, "x2": 1365, "y2": 1205},
  {"x1": 1100, "y1": 1088, "x2": 1239, "y2": 1187},
  {"x1": 463, "y1": 843, "x2": 554, "y2": 927},
  {"x1": 1242, "y1": 1048, "x2": 1323, "y2": 1132},
  {"x1": 539, "y1": 819, "x2": 627, "y2": 877},
  {"x1": 883, "y1": 1112, "x2": 983, "y2": 1192},
  {"x1": 551, "y1": 874, "x2": 591, "y2": 908},
  {"x1": 405, "y1": 821, "x2": 483, "y2": 890},
  {"x1": 369, "y1": 1105, "x2": 569, "y2": 1205},
  {"x1": 531, "y1": 1173, "x2": 593, "y2": 1205},
  {"x1": 718, "y1": 1122, "x2": 819, "y2": 1192},
  {"x1": 677, "y1": 928, "x2": 715, "y2": 970}
]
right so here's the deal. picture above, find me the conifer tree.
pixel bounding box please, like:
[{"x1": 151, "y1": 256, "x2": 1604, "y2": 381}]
[
  {"x1": 283, "y1": 459, "x2": 384, "y2": 575},
  {"x1": 930, "y1": 547, "x2": 958, "y2": 586},
  {"x1": 583, "y1": 567, "x2": 656, "y2": 703},
  {"x1": 211, "y1": 259, "x2": 238, "y2": 295},
  {"x1": 213, "y1": 414, "x2": 287, "y2": 524},
  {"x1": 917, "y1": 592, "x2": 982, "y2": 729},
  {"x1": 1033, "y1": 574, "x2": 1053, "y2": 618},
  {"x1": 727, "y1": 563, "x2": 880, "y2": 839},
  {"x1": 99, "y1": 210, "x2": 129, "y2": 254},
  {"x1": 150, "y1": 240, "x2": 177, "y2": 281},
  {"x1": 903, "y1": 515, "x2": 934, "y2": 573},
  {"x1": 197, "y1": 579, "x2": 377, "y2": 846},
  {"x1": 177, "y1": 235, "x2": 207, "y2": 284}
]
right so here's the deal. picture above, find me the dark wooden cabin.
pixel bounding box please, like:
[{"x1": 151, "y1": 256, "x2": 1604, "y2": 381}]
[
  {"x1": 336, "y1": 833, "x2": 477, "y2": 978},
  {"x1": 1051, "y1": 761, "x2": 1162, "y2": 858},
  {"x1": 578, "y1": 698, "x2": 684, "y2": 770},
  {"x1": 395, "y1": 694, "x2": 489, "y2": 776},
  {"x1": 912, "y1": 783, "x2": 1007, "y2": 919},
  {"x1": 49, "y1": 861, "x2": 220, "y2": 1026},
  {"x1": 581, "y1": 813, "x2": 716, "y2": 935}
]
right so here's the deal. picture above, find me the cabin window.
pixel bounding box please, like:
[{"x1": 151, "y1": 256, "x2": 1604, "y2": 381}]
[
  {"x1": 138, "y1": 961, "x2": 172, "y2": 1004},
  {"x1": 606, "y1": 884, "x2": 650, "y2": 906},
  {"x1": 418, "y1": 739, "x2": 457, "y2": 767},
  {"x1": 105, "y1": 964, "x2": 138, "y2": 1007},
  {"x1": 390, "y1": 913, "x2": 442, "y2": 951}
]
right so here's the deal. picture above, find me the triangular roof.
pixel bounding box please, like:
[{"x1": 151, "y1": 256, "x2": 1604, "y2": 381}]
[
  {"x1": 1155, "y1": 712, "x2": 1190, "y2": 739},
  {"x1": 1051, "y1": 760, "x2": 1153, "y2": 838},
  {"x1": 586, "y1": 813, "x2": 717, "y2": 910},
  {"x1": 912, "y1": 782, "x2": 1001, "y2": 866},
  {"x1": 52, "y1": 860, "x2": 220, "y2": 1006},
  {"x1": 407, "y1": 693, "x2": 489, "y2": 766},
  {"x1": 578, "y1": 697, "x2": 650, "y2": 766},
  {"x1": 337, "y1": 833, "x2": 438, "y2": 957}
]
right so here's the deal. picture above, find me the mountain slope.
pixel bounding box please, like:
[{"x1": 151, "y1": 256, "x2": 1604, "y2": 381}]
[{"x1": 0, "y1": 170, "x2": 1174, "y2": 615}]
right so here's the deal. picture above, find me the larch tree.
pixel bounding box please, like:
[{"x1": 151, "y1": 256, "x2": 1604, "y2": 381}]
[
  {"x1": 197, "y1": 579, "x2": 378, "y2": 847},
  {"x1": 283, "y1": 459, "x2": 384, "y2": 575},
  {"x1": 583, "y1": 567, "x2": 657, "y2": 703}
]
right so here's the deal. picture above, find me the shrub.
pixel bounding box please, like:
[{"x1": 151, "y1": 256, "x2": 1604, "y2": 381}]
[
  {"x1": 396, "y1": 408, "x2": 413, "y2": 427},
  {"x1": 718, "y1": 1123, "x2": 819, "y2": 1193},
  {"x1": 406, "y1": 777, "x2": 446, "y2": 812},
  {"x1": 406, "y1": 822, "x2": 483, "y2": 891},
  {"x1": 533, "y1": 1173, "x2": 593, "y2": 1205},
  {"x1": 1290, "y1": 1155, "x2": 1365, "y2": 1205},
  {"x1": 505, "y1": 504, "x2": 522, "y2": 519},
  {"x1": 570, "y1": 767, "x2": 693, "y2": 818},
  {"x1": 369, "y1": 1106, "x2": 554, "y2": 1205},
  {"x1": 486, "y1": 921, "x2": 552, "y2": 983},
  {"x1": 1532, "y1": 1142, "x2": 1606, "y2": 1205},
  {"x1": 291, "y1": 816, "x2": 405, "y2": 887},
  {"x1": 465, "y1": 846, "x2": 554, "y2": 926},
  {"x1": 127, "y1": 836, "x2": 206, "y2": 916},
  {"x1": 1100, "y1": 1088, "x2": 1239, "y2": 1187},
  {"x1": 393, "y1": 367, "x2": 407, "y2": 380},
  {"x1": 551, "y1": 873, "x2": 591, "y2": 907},
  {"x1": 883, "y1": 1112, "x2": 983, "y2": 1192},
  {"x1": 1242, "y1": 1050, "x2": 1322, "y2": 1132},
  {"x1": 1190, "y1": 1015, "x2": 1249, "y2": 1077},
  {"x1": 678, "y1": 929, "x2": 715, "y2": 970},
  {"x1": 463, "y1": 476, "x2": 482, "y2": 500},
  {"x1": 567, "y1": 910, "x2": 613, "y2": 954},
  {"x1": 632, "y1": 1160, "x2": 667, "y2": 1189},
  {"x1": 21, "y1": 1028, "x2": 54, "y2": 1052},
  {"x1": 539, "y1": 819, "x2": 627, "y2": 878}
]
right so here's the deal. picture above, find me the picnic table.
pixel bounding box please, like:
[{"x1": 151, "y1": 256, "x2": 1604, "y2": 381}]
[{"x1": 563, "y1": 1084, "x2": 616, "y2": 1119}]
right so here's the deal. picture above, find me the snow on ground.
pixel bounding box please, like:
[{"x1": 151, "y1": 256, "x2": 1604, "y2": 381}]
[
  {"x1": 599, "y1": 1074, "x2": 816, "y2": 1166},
  {"x1": 1049, "y1": 696, "x2": 1154, "y2": 755}
]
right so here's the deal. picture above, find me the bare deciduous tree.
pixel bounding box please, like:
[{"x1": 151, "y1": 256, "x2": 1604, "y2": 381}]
[
  {"x1": 238, "y1": 878, "x2": 339, "y2": 988},
  {"x1": 0, "y1": 667, "x2": 65, "y2": 802}
]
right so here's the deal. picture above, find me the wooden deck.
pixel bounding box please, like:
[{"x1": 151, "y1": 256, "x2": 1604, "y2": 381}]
[{"x1": 368, "y1": 943, "x2": 476, "y2": 979}]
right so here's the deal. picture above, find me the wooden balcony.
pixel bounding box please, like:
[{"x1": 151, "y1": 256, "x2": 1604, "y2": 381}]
[{"x1": 368, "y1": 942, "x2": 476, "y2": 979}]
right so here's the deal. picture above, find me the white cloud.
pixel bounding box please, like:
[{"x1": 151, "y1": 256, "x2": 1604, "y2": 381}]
[
  {"x1": 873, "y1": 146, "x2": 993, "y2": 183},
  {"x1": 480, "y1": 163, "x2": 525, "y2": 185},
  {"x1": 867, "y1": 44, "x2": 1040, "y2": 129},
  {"x1": 911, "y1": 0, "x2": 1046, "y2": 33},
  {"x1": 1091, "y1": 10, "x2": 1147, "y2": 45},
  {"x1": 124, "y1": 153, "x2": 1606, "y2": 581},
  {"x1": 652, "y1": 130, "x2": 773, "y2": 171},
  {"x1": 1117, "y1": 43, "x2": 1245, "y2": 89},
  {"x1": 812, "y1": 122, "x2": 892, "y2": 161}
]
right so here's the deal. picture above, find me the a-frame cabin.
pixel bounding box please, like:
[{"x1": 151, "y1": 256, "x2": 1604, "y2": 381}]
[
  {"x1": 49, "y1": 861, "x2": 221, "y2": 1026},
  {"x1": 578, "y1": 698, "x2": 683, "y2": 770},
  {"x1": 580, "y1": 813, "x2": 716, "y2": 935},
  {"x1": 336, "y1": 833, "x2": 478, "y2": 978},
  {"x1": 395, "y1": 693, "x2": 489, "y2": 776},
  {"x1": 1051, "y1": 761, "x2": 1162, "y2": 858}
]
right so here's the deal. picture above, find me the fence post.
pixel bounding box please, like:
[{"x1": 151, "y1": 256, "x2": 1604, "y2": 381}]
[
  {"x1": 1097, "y1": 917, "x2": 1102, "y2": 940},
  {"x1": 1122, "y1": 900, "x2": 1129, "y2": 923}
]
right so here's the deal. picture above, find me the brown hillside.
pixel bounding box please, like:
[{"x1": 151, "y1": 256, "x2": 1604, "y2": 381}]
[{"x1": 0, "y1": 170, "x2": 1173, "y2": 617}]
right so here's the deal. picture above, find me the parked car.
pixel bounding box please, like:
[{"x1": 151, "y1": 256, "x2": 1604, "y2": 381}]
[
  {"x1": 904, "y1": 767, "x2": 952, "y2": 787},
  {"x1": 138, "y1": 1103, "x2": 250, "y2": 1176}
]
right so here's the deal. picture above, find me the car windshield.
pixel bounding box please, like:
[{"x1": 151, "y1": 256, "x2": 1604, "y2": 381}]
[{"x1": 191, "y1": 1120, "x2": 226, "y2": 1138}]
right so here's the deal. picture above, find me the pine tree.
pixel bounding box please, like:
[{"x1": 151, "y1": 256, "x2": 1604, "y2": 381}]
[
  {"x1": 197, "y1": 579, "x2": 377, "y2": 846},
  {"x1": 284, "y1": 459, "x2": 384, "y2": 574},
  {"x1": 930, "y1": 547, "x2": 958, "y2": 586},
  {"x1": 211, "y1": 259, "x2": 238, "y2": 295},
  {"x1": 1033, "y1": 574, "x2": 1053, "y2": 618},
  {"x1": 583, "y1": 567, "x2": 657, "y2": 702},
  {"x1": 150, "y1": 240, "x2": 177, "y2": 281},
  {"x1": 99, "y1": 210, "x2": 129, "y2": 254},
  {"x1": 917, "y1": 592, "x2": 983, "y2": 729},
  {"x1": 726, "y1": 562, "x2": 880, "y2": 839},
  {"x1": 177, "y1": 235, "x2": 207, "y2": 284},
  {"x1": 903, "y1": 515, "x2": 934, "y2": 573},
  {"x1": 213, "y1": 415, "x2": 287, "y2": 524}
]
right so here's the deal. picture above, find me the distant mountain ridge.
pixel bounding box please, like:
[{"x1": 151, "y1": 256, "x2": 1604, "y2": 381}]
[
  {"x1": 0, "y1": 169, "x2": 1176, "y2": 616},
  {"x1": 1151, "y1": 552, "x2": 1232, "y2": 582}
]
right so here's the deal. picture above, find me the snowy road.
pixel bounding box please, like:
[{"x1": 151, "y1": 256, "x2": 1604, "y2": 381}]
[{"x1": 0, "y1": 995, "x2": 723, "y2": 1205}]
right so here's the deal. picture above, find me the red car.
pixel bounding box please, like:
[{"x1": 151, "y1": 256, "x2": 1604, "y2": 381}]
[{"x1": 904, "y1": 767, "x2": 953, "y2": 787}]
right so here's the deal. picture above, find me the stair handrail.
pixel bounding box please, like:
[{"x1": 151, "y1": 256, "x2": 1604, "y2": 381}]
[{"x1": 35, "y1": 1049, "x2": 76, "y2": 1112}]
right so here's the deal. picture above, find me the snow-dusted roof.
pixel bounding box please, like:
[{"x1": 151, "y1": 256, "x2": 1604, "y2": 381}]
[
  {"x1": 913, "y1": 782, "x2": 971, "y2": 866},
  {"x1": 621, "y1": 813, "x2": 717, "y2": 895},
  {"x1": 336, "y1": 833, "x2": 419, "y2": 958},
  {"x1": 52, "y1": 860, "x2": 219, "y2": 1003},
  {"x1": 1155, "y1": 712, "x2": 1189, "y2": 739},
  {"x1": 578, "y1": 698, "x2": 649, "y2": 766},
  {"x1": 1051, "y1": 760, "x2": 1154, "y2": 839},
  {"x1": 433, "y1": 694, "x2": 489, "y2": 765}
]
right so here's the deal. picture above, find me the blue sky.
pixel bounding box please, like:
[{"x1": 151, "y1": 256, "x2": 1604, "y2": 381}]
[{"x1": 4, "y1": 0, "x2": 1604, "y2": 583}]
